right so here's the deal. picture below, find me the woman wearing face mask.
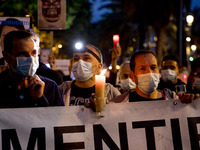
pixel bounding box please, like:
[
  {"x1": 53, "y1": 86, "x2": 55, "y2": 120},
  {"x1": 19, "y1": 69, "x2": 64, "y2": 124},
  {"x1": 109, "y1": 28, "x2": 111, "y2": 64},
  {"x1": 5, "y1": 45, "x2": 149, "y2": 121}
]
[
  {"x1": 59, "y1": 44, "x2": 121, "y2": 106},
  {"x1": 110, "y1": 50, "x2": 180, "y2": 103}
]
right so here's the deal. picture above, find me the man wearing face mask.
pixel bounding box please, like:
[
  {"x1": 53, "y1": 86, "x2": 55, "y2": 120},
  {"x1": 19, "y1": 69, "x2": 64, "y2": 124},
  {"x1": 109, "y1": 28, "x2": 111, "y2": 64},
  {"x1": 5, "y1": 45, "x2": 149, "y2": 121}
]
[
  {"x1": 59, "y1": 44, "x2": 121, "y2": 106},
  {"x1": 157, "y1": 55, "x2": 185, "y2": 91},
  {"x1": 118, "y1": 61, "x2": 136, "y2": 93},
  {"x1": 187, "y1": 57, "x2": 200, "y2": 95},
  {"x1": 110, "y1": 50, "x2": 178, "y2": 103},
  {"x1": 0, "y1": 30, "x2": 64, "y2": 108}
]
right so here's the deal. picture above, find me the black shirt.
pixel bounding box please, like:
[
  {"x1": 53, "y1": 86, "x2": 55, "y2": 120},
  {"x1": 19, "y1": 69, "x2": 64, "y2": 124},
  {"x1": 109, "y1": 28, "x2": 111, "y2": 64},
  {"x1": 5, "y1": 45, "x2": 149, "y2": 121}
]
[
  {"x1": 129, "y1": 91, "x2": 164, "y2": 102},
  {"x1": 157, "y1": 79, "x2": 185, "y2": 91},
  {"x1": 70, "y1": 82, "x2": 95, "y2": 106}
]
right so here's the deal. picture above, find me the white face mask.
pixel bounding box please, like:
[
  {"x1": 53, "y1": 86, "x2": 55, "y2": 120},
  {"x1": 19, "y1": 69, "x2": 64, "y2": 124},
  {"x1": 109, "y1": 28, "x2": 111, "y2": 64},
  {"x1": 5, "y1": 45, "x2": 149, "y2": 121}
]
[
  {"x1": 72, "y1": 60, "x2": 93, "y2": 81},
  {"x1": 137, "y1": 73, "x2": 160, "y2": 95},
  {"x1": 15, "y1": 56, "x2": 39, "y2": 77},
  {"x1": 161, "y1": 69, "x2": 177, "y2": 82},
  {"x1": 193, "y1": 77, "x2": 200, "y2": 91},
  {"x1": 120, "y1": 78, "x2": 136, "y2": 91}
]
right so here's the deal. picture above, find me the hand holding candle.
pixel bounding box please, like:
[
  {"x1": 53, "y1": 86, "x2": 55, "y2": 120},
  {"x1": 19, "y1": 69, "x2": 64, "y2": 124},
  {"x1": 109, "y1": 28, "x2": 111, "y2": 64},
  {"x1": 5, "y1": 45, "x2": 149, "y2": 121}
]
[{"x1": 113, "y1": 34, "x2": 120, "y2": 50}]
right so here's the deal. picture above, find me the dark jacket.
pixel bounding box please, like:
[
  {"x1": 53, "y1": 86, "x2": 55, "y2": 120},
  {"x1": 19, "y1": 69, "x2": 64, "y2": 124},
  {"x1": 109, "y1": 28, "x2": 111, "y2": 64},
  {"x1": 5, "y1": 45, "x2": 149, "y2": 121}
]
[
  {"x1": 36, "y1": 62, "x2": 64, "y2": 85},
  {"x1": 0, "y1": 69, "x2": 64, "y2": 108}
]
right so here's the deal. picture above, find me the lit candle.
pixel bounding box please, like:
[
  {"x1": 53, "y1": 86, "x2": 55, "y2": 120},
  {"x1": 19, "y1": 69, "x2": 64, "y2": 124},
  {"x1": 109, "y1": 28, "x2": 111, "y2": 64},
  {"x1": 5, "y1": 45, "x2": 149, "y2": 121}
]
[
  {"x1": 113, "y1": 34, "x2": 120, "y2": 49},
  {"x1": 95, "y1": 69, "x2": 106, "y2": 112},
  {"x1": 95, "y1": 70, "x2": 106, "y2": 97}
]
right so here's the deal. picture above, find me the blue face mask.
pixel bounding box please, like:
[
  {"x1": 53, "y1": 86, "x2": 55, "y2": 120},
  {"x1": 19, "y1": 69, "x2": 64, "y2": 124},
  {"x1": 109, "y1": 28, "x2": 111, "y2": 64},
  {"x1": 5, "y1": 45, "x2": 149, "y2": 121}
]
[{"x1": 15, "y1": 57, "x2": 39, "y2": 77}]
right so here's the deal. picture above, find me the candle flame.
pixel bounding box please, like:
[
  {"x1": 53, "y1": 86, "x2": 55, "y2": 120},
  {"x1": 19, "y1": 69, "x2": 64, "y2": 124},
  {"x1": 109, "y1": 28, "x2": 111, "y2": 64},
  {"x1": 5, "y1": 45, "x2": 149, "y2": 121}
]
[{"x1": 100, "y1": 69, "x2": 107, "y2": 76}]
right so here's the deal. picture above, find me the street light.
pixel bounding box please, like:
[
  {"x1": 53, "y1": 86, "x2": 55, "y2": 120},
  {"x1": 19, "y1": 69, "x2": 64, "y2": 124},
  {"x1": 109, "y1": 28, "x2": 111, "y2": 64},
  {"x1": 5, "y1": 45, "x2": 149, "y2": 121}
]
[
  {"x1": 186, "y1": 37, "x2": 191, "y2": 42},
  {"x1": 186, "y1": 15, "x2": 194, "y2": 26},
  {"x1": 191, "y1": 45, "x2": 197, "y2": 51},
  {"x1": 58, "y1": 44, "x2": 62, "y2": 49}
]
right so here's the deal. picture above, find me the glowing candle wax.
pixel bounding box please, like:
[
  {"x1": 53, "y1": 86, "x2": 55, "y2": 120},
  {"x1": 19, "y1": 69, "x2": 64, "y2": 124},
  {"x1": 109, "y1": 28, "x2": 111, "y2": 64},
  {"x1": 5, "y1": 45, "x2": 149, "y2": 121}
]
[
  {"x1": 95, "y1": 69, "x2": 106, "y2": 112},
  {"x1": 95, "y1": 75, "x2": 105, "y2": 97},
  {"x1": 113, "y1": 34, "x2": 120, "y2": 49}
]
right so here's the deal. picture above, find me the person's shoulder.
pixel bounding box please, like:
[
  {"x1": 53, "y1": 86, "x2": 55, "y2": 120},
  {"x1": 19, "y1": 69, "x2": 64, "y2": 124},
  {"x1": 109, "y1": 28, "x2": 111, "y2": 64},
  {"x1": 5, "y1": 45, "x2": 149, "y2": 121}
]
[
  {"x1": 110, "y1": 90, "x2": 131, "y2": 103},
  {"x1": 105, "y1": 82, "x2": 118, "y2": 89},
  {"x1": 38, "y1": 75, "x2": 57, "y2": 85},
  {"x1": 59, "y1": 80, "x2": 73, "y2": 88},
  {"x1": 0, "y1": 69, "x2": 9, "y2": 81}
]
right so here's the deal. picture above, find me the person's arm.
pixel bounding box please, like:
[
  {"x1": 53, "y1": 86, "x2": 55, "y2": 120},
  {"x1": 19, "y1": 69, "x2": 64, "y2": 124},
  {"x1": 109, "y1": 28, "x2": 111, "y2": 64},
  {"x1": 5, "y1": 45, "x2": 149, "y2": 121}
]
[
  {"x1": 111, "y1": 44, "x2": 121, "y2": 73},
  {"x1": 107, "y1": 45, "x2": 121, "y2": 85}
]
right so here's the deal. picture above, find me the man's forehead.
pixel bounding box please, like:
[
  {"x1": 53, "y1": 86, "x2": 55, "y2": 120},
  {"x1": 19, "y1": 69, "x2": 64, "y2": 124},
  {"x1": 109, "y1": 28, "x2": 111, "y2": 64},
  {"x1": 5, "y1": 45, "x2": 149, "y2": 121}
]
[
  {"x1": 13, "y1": 38, "x2": 35, "y2": 45},
  {"x1": 135, "y1": 53, "x2": 157, "y2": 64},
  {"x1": 73, "y1": 52, "x2": 91, "y2": 57},
  {"x1": 12, "y1": 38, "x2": 36, "y2": 51},
  {"x1": 162, "y1": 59, "x2": 178, "y2": 66},
  {"x1": 120, "y1": 65, "x2": 130, "y2": 73}
]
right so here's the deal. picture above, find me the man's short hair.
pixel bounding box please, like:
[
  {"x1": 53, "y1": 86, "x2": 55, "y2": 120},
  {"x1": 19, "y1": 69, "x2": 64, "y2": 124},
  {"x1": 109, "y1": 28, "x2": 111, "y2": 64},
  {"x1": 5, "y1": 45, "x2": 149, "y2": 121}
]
[
  {"x1": 4, "y1": 30, "x2": 36, "y2": 55},
  {"x1": 162, "y1": 55, "x2": 180, "y2": 67},
  {"x1": 191, "y1": 57, "x2": 200, "y2": 71},
  {"x1": 130, "y1": 50, "x2": 157, "y2": 71},
  {"x1": 0, "y1": 18, "x2": 25, "y2": 36}
]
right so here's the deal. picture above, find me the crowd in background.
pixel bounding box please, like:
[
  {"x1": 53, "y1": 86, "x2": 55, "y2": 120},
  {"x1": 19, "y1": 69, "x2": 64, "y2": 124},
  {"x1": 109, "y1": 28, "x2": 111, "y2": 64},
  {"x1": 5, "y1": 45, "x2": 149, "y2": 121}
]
[{"x1": 0, "y1": 18, "x2": 200, "y2": 109}]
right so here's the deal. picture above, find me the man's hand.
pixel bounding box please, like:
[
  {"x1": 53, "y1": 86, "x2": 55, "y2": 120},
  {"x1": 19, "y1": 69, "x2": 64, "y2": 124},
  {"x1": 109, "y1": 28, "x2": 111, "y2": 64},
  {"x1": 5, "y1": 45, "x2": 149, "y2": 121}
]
[
  {"x1": 178, "y1": 93, "x2": 200, "y2": 103},
  {"x1": 84, "y1": 93, "x2": 108, "y2": 112},
  {"x1": 111, "y1": 44, "x2": 121, "y2": 73},
  {"x1": 28, "y1": 75, "x2": 45, "y2": 99},
  {"x1": 112, "y1": 44, "x2": 121, "y2": 60}
]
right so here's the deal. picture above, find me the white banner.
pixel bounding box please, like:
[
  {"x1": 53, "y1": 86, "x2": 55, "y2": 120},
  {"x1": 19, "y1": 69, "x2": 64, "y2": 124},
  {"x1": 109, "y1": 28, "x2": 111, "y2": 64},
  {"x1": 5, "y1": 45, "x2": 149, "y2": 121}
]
[{"x1": 1, "y1": 99, "x2": 200, "y2": 150}]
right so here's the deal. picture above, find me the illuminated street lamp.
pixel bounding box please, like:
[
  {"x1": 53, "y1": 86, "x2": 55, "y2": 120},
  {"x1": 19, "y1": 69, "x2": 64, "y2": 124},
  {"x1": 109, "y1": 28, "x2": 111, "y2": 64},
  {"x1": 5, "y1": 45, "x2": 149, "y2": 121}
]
[
  {"x1": 191, "y1": 45, "x2": 197, "y2": 51},
  {"x1": 186, "y1": 37, "x2": 191, "y2": 42},
  {"x1": 58, "y1": 44, "x2": 62, "y2": 49},
  {"x1": 186, "y1": 15, "x2": 194, "y2": 26}
]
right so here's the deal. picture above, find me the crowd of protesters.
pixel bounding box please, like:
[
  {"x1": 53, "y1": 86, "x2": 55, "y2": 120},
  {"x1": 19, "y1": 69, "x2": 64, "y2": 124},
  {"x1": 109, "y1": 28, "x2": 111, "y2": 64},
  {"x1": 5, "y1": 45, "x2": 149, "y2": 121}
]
[{"x1": 0, "y1": 18, "x2": 199, "y2": 110}]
